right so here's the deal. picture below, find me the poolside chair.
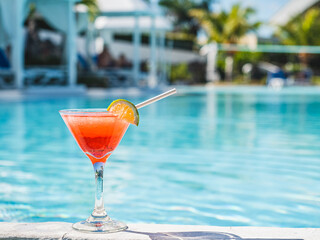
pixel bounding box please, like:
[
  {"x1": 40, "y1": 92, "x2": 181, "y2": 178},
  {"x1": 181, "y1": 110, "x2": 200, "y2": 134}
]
[
  {"x1": 95, "y1": 68, "x2": 134, "y2": 87},
  {"x1": 25, "y1": 66, "x2": 67, "y2": 86},
  {"x1": 0, "y1": 69, "x2": 14, "y2": 88},
  {"x1": 77, "y1": 53, "x2": 135, "y2": 87}
]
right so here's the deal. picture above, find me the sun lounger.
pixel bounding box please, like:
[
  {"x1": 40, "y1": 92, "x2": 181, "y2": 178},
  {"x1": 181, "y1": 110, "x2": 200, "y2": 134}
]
[
  {"x1": 95, "y1": 68, "x2": 134, "y2": 87},
  {"x1": 25, "y1": 67, "x2": 67, "y2": 86},
  {"x1": 0, "y1": 68, "x2": 14, "y2": 89}
]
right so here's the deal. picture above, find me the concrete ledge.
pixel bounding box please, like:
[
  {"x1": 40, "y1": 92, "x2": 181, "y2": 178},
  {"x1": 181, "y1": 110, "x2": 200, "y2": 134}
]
[{"x1": 0, "y1": 222, "x2": 319, "y2": 240}]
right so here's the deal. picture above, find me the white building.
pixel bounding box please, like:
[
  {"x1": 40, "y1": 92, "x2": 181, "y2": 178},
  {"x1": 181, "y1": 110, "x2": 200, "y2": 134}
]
[{"x1": 270, "y1": 0, "x2": 320, "y2": 25}]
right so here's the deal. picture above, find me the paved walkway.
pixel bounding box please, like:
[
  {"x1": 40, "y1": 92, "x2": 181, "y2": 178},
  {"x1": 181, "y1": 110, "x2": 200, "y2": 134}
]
[{"x1": 0, "y1": 222, "x2": 319, "y2": 240}]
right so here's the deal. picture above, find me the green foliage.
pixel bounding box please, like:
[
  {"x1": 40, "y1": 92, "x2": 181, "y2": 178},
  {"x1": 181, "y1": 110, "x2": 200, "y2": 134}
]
[
  {"x1": 169, "y1": 63, "x2": 192, "y2": 83},
  {"x1": 216, "y1": 52, "x2": 226, "y2": 71},
  {"x1": 312, "y1": 76, "x2": 320, "y2": 85},
  {"x1": 159, "y1": 0, "x2": 214, "y2": 37},
  {"x1": 216, "y1": 51, "x2": 265, "y2": 81},
  {"x1": 189, "y1": 3, "x2": 261, "y2": 44},
  {"x1": 233, "y1": 51, "x2": 262, "y2": 72},
  {"x1": 79, "y1": 0, "x2": 99, "y2": 22},
  {"x1": 28, "y1": 3, "x2": 36, "y2": 18},
  {"x1": 169, "y1": 62, "x2": 206, "y2": 84},
  {"x1": 275, "y1": 8, "x2": 320, "y2": 46},
  {"x1": 284, "y1": 62, "x2": 302, "y2": 72}
]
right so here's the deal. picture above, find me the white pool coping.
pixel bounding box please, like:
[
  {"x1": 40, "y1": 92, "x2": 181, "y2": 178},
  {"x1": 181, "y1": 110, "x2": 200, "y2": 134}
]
[{"x1": 0, "y1": 222, "x2": 319, "y2": 240}]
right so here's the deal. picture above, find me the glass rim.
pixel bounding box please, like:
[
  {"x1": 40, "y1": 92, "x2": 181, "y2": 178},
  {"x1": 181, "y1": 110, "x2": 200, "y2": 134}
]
[{"x1": 59, "y1": 109, "x2": 116, "y2": 116}]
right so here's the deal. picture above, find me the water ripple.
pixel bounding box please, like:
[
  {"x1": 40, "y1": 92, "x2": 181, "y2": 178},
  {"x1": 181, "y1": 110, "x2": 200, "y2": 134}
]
[{"x1": 1, "y1": 89, "x2": 320, "y2": 227}]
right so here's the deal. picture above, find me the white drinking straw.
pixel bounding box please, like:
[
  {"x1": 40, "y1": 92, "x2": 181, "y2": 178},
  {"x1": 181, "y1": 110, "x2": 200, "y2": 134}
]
[{"x1": 135, "y1": 88, "x2": 177, "y2": 109}]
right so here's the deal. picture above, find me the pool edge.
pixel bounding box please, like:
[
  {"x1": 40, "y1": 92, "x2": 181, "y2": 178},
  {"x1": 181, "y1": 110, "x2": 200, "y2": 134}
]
[{"x1": 0, "y1": 222, "x2": 319, "y2": 240}]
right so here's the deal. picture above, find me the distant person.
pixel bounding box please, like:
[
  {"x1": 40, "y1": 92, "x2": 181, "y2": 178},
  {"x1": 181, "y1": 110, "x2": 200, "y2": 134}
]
[
  {"x1": 116, "y1": 53, "x2": 131, "y2": 68},
  {"x1": 97, "y1": 45, "x2": 115, "y2": 68},
  {"x1": 302, "y1": 68, "x2": 312, "y2": 83}
]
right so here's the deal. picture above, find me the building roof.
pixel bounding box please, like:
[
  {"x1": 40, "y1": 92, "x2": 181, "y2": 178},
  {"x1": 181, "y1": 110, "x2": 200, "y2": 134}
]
[
  {"x1": 95, "y1": 15, "x2": 172, "y2": 32},
  {"x1": 270, "y1": 0, "x2": 319, "y2": 25},
  {"x1": 97, "y1": 0, "x2": 151, "y2": 16},
  {"x1": 76, "y1": 0, "x2": 171, "y2": 32}
]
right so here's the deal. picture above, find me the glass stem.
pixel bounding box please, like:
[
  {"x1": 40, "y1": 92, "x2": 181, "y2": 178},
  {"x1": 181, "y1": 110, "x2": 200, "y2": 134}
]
[{"x1": 92, "y1": 162, "x2": 107, "y2": 217}]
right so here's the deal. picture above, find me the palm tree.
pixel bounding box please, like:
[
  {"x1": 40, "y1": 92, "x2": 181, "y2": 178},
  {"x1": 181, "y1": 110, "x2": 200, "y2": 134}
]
[
  {"x1": 78, "y1": 0, "x2": 99, "y2": 22},
  {"x1": 275, "y1": 8, "x2": 320, "y2": 67},
  {"x1": 77, "y1": 0, "x2": 99, "y2": 70},
  {"x1": 190, "y1": 4, "x2": 261, "y2": 81},
  {"x1": 159, "y1": 0, "x2": 215, "y2": 39}
]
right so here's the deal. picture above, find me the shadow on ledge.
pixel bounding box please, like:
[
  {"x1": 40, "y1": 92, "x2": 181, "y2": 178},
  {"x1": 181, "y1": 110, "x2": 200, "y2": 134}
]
[{"x1": 126, "y1": 230, "x2": 304, "y2": 240}]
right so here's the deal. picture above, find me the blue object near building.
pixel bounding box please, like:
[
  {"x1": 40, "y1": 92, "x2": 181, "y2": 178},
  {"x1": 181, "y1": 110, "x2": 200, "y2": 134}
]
[
  {"x1": 267, "y1": 69, "x2": 287, "y2": 85},
  {"x1": 0, "y1": 48, "x2": 10, "y2": 69}
]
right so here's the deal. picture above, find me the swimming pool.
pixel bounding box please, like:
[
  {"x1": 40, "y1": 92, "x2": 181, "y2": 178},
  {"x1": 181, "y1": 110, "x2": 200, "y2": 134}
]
[{"x1": 0, "y1": 87, "x2": 320, "y2": 227}]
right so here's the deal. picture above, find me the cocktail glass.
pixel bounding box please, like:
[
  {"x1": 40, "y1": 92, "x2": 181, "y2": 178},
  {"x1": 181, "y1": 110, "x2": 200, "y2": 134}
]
[{"x1": 59, "y1": 109, "x2": 130, "y2": 233}]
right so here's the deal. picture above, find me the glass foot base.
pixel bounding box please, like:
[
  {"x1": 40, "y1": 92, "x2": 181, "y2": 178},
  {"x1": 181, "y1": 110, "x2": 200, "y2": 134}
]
[{"x1": 72, "y1": 215, "x2": 128, "y2": 233}]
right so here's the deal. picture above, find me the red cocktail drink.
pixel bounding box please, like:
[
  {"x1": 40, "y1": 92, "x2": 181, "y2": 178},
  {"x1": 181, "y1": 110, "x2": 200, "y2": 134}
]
[
  {"x1": 59, "y1": 89, "x2": 176, "y2": 233},
  {"x1": 61, "y1": 112, "x2": 129, "y2": 164},
  {"x1": 60, "y1": 109, "x2": 130, "y2": 233}
]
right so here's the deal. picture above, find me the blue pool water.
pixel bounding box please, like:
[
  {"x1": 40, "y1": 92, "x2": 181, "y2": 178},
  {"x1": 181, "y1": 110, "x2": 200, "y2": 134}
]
[{"x1": 0, "y1": 87, "x2": 320, "y2": 227}]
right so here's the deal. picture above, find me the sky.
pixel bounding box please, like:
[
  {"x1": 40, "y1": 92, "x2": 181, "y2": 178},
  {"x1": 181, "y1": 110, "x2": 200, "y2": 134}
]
[{"x1": 215, "y1": 0, "x2": 290, "y2": 37}]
